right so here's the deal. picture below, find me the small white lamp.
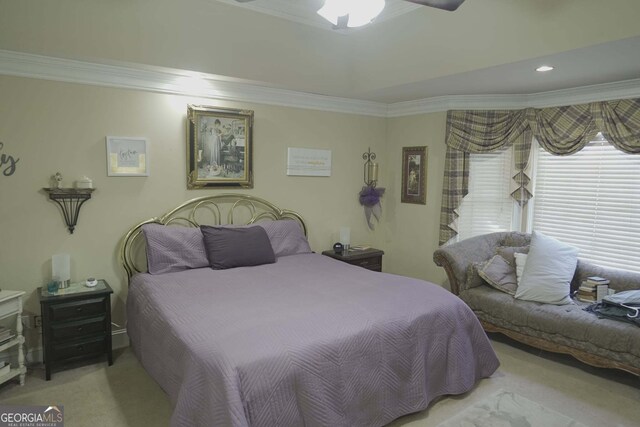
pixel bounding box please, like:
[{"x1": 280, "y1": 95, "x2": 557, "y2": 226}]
[
  {"x1": 340, "y1": 227, "x2": 351, "y2": 253},
  {"x1": 52, "y1": 253, "x2": 71, "y2": 288}
]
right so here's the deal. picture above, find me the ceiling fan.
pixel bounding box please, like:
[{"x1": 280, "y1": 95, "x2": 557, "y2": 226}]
[{"x1": 234, "y1": 0, "x2": 466, "y2": 29}]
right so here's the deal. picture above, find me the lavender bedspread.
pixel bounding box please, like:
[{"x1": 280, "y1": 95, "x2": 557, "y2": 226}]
[{"x1": 127, "y1": 253, "x2": 499, "y2": 427}]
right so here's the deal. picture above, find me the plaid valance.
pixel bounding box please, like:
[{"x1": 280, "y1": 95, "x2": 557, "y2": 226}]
[{"x1": 439, "y1": 98, "x2": 640, "y2": 246}]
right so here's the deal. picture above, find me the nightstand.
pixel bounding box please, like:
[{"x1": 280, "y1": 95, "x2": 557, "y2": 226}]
[
  {"x1": 38, "y1": 280, "x2": 113, "y2": 380},
  {"x1": 322, "y1": 248, "x2": 384, "y2": 272},
  {"x1": 0, "y1": 290, "x2": 26, "y2": 386}
]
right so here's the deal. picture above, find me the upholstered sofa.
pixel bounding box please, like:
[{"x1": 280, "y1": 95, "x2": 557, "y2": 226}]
[{"x1": 433, "y1": 232, "x2": 640, "y2": 376}]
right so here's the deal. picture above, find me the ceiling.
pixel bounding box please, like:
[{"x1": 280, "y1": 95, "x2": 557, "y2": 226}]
[
  {"x1": 210, "y1": 0, "x2": 640, "y2": 103},
  {"x1": 1, "y1": 0, "x2": 640, "y2": 104}
]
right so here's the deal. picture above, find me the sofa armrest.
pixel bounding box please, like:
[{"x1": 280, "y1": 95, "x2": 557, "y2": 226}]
[
  {"x1": 573, "y1": 259, "x2": 640, "y2": 293},
  {"x1": 434, "y1": 232, "x2": 527, "y2": 295}
]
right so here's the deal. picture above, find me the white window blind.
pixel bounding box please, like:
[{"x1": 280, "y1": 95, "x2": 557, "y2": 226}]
[
  {"x1": 457, "y1": 146, "x2": 516, "y2": 241},
  {"x1": 532, "y1": 136, "x2": 640, "y2": 273}
]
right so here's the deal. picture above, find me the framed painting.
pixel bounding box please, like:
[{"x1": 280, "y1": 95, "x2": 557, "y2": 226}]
[
  {"x1": 401, "y1": 146, "x2": 427, "y2": 204},
  {"x1": 106, "y1": 136, "x2": 149, "y2": 177},
  {"x1": 187, "y1": 105, "x2": 254, "y2": 189}
]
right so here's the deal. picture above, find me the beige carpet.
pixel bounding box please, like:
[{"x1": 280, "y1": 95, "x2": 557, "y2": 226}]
[{"x1": 1, "y1": 335, "x2": 638, "y2": 427}]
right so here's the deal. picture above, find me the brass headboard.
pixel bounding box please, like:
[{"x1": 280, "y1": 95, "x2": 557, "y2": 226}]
[{"x1": 120, "y1": 194, "x2": 307, "y2": 280}]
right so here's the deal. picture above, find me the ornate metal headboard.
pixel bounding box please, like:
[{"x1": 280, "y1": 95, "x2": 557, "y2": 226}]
[{"x1": 120, "y1": 194, "x2": 307, "y2": 280}]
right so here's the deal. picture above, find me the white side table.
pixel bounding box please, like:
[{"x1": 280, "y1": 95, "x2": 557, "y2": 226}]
[{"x1": 0, "y1": 290, "x2": 26, "y2": 386}]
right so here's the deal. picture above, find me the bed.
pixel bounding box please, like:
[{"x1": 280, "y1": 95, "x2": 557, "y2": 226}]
[{"x1": 122, "y1": 194, "x2": 499, "y2": 427}]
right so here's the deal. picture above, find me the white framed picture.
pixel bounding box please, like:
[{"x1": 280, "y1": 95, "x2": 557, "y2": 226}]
[{"x1": 106, "y1": 136, "x2": 149, "y2": 177}]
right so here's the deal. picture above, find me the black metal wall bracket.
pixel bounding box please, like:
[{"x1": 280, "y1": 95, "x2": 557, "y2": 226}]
[{"x1": 43, "y1": 188, "x2": 95, "y2": 234}]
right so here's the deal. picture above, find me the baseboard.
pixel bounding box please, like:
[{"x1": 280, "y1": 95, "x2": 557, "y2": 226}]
[{"x1": 1, "y1": 329, "x2": 129, "y2": 366}]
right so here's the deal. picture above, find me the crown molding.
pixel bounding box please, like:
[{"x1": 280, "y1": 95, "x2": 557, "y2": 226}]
[
  {"x1": 0, "y1": 50, "x2": 389, "y2": 117},
  {"x1": 387, "y1": 79, "x2": 640, "y2": 116},
  {"x1": 1, "y1": 49, "x2": 639, "y2": 118}
]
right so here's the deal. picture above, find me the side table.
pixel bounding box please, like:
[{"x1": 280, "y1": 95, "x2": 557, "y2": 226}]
[
  {"x1": 0, "y1": 290, "x2": 26, "y2": 386},
  {"x1": 322, "y1": 248, "x2": 384, "y2": 272},
  {"x1": 39, "y1": 280, "x2": 113, "y2": 380}
]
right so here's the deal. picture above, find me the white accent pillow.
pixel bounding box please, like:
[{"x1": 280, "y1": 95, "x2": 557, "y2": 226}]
[
  {"x1": 514, "y1": 231, "x2": 578, "y2": 305},
  {"x1": 514, "y1": 252, "x2": 528, "y2": 285}
]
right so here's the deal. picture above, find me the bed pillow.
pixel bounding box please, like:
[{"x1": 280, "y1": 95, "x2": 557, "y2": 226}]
[
  {"x1": 142, "y1": 223, "x2": 209, "y2": 275},
  {"x1": 201, "y1": 225, "x2": 276, "y2": 269},
  {"x1": 514, "y1": 231, "x2": 578, "y2": 305},
  {"x1": 257, "y1": 220, "x2": 312, "y2": 257},
  {"x1": 478, "y1": 255, "x2": 518, "y2": 295}
]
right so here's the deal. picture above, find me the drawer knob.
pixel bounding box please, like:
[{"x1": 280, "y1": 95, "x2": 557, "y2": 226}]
[
  {"x1": 77, "y1": 327, "x2": 83, "y2": 332},
  {"x1": 76, "y1": 307, "x2": 83, "y2": 312}
]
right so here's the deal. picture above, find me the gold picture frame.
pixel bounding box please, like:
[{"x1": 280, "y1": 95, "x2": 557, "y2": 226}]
[
  {"x1": 401, "y1": 146, "x2": 427, "y2": 204},
  {"x1": 187, "y1": 105, "x2": 254, "y2": 189}
]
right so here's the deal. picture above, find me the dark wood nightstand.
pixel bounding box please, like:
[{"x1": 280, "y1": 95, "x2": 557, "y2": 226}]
[
  {"x1": 322, "y1": 248, "x2": 384, "y2": 272},
  {"x1": 38, "y1": 280, "x2": 113, "y2": 380}
]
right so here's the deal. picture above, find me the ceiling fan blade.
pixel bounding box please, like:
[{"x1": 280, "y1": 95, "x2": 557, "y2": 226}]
[{"x1": 404, "y1": 0, "x2": 466, "y2": 12}]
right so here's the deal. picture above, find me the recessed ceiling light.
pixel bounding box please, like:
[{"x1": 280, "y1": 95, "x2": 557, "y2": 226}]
[{"x1": 536, "y1": 65, "x2": 554, "y2": 72}]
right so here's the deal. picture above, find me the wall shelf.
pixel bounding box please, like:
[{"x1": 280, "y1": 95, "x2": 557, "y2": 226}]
[{"x1": 43, "y1": 188, "x2": 95, "y2": 234}]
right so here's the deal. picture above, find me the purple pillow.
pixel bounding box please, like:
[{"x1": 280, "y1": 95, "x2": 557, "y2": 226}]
[
  {"x1": 257, "y1": 220, "x2": 312, "y2": 257},
  {"x1": 142, "y1": 224, "x2": 209, "y2": 275},
  {"x1": 201, "y1": 225, "x2": 276, "y2": 269}
]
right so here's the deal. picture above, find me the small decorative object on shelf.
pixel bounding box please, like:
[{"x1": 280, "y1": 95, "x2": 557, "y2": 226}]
[
  {"x1": 359, "y1": 148, "x2": 385, "y2": 230},
  {"x1": 43, "y1": 186, "x2": 95, "y2": 234}
]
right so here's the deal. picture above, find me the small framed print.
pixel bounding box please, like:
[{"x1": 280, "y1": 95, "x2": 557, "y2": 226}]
[
  {"x1": 106, "y1": 136, "x2": 149, "y2": 177},
  {"x1": 401, "y1": 146, "x2": 427, "y2": 204},
  {"x1": 187, "y1": 105, "x2": 254, "y2": 189}
]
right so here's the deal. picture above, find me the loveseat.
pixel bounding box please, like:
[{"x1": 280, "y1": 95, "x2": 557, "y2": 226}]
[{"x1": 433, "y1": 232, "x2": 640, "y2": 376}]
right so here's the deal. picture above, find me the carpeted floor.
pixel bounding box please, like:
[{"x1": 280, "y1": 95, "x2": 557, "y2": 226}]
[{"x1": 1, "y1": 334, "x2": 638, "y2": 427}]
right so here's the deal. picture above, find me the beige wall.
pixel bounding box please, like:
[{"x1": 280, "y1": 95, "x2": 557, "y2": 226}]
[
  {"x1": 0, "y1": 76, "x2": 388, "y2": 338},
  {"x1": 380, "y1": 112, "x2": 449, "y2": 287}
]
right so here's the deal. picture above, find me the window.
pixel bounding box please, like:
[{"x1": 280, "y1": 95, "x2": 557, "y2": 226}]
[
  {"x1": 532, "y1": 135, "x2": 640, "y2": 273},
  {"x1": 457, "y1": 146, "x2": 517, "y2": 241},
  {"x1": 456, "y1": 134, "x2": 640, "y2": 273}
]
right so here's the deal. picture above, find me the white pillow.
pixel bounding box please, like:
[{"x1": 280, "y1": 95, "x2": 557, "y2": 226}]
[
  {"x1": 514, "y1": 231, "x2": 578, "y2": 305},
  {"x1": 514, "y1": 252, "x2": 528, "y2": 285}
]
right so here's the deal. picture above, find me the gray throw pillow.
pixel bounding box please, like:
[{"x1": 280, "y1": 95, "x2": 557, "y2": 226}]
[
  {"x1": 465, "y1": 261, "x2": 488, "y2": 290},
  {"x1": 257, "y1": 220, "x2": 312, "y2": 257},
  {"x1": 201, "y1": 225, "x2": 276, "y2": 269},
  {"x1": 478, "y1": 255, "x2": 518, "y2": 295},
  {"x1": 496, "y1": 245, "x2": 530, "y2": 267},
  {"x1": 142, "y1": 223, "x2": 209, "y2": 275}
]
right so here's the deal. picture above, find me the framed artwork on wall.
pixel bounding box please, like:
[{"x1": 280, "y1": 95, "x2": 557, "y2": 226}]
[
  {"x1": 106, "y1": 136, "x2": 149, "y2": 177},
  {"x1": 187, "y1": 105, "x2": 254, "y2": 189},
  {"x1": 401, "y1": 146, "x2": 427, "y2": 204}
]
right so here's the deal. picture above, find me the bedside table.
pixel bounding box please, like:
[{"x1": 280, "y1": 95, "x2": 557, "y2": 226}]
[
  {"x1": 0, "y1": 290, "x2": 26, "y2": 386},
  {"x1": 322, "y1": 248, "x2": 384, "y2": 272},
  {"x1": 38, "y1": 280, "x2": 113, "y2": 380}
]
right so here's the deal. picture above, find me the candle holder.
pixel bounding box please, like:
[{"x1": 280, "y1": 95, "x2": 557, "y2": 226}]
[{"x1": 362, "y1": 148, "x2": 378, "y2": 188}]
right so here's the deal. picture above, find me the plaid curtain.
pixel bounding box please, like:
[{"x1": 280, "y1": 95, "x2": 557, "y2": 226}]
[
  {"x1": 439, "y1": 110, "x2": 530, "y2": 245},
  {"x1": 595, "y1": 99, "x2": 640, "y2": 154},
  {"x1": 438, "y1": 98, "x2": 640, "y2": 246}
]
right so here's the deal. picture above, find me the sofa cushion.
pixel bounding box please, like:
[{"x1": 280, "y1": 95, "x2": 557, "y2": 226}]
[
  {"x1": 496, "y1": 245, "x2": 529, "y2": 267},
  {"x1": 460, "y1": 286, "x2": 640, "y2": 364},
  {"x1": 478, "y1": 255, "x2": 517, "y2": 295},
  {"x1": 515, "y1": 231, "x2": 578, "y2": 305}
]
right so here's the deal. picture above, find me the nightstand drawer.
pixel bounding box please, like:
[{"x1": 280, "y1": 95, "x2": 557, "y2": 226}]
[
  {"x1": 0, "y1": 297, "x2": 20, "y2": 318},
  {"x1": 48, "y1": 297, "x2": 107, "y2": 322},
  {"x1": 51, "y1": 317, "x2": 106, "y2": 341},
  {"x1": 52, "y1": 336, "x2": 107, "y2": 361}
]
